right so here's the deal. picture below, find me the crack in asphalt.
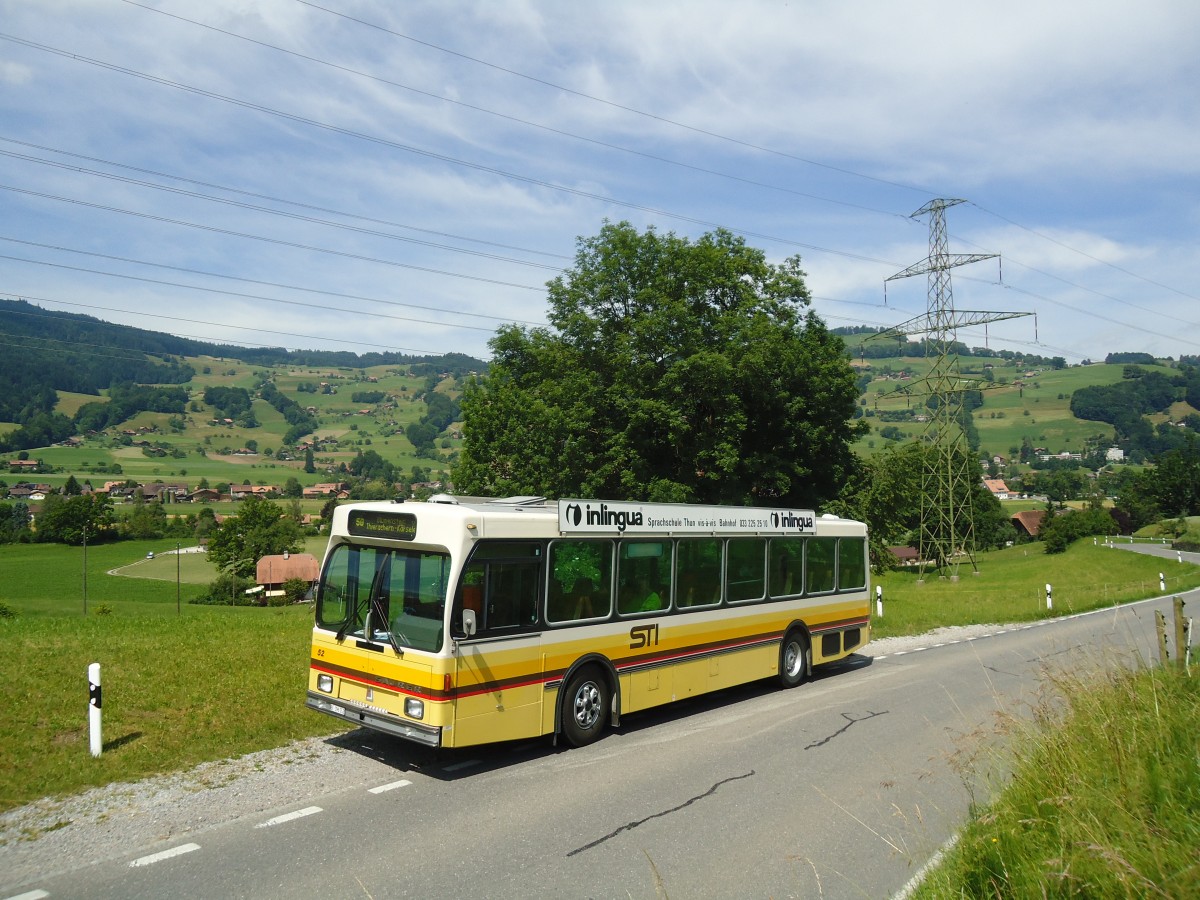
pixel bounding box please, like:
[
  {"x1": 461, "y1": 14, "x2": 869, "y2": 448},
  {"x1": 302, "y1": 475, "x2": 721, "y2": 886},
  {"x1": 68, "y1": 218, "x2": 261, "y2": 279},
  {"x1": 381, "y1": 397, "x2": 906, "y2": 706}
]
[
  {"x1": 567, "y1": 770, "x2": 755, "y2": 856},
  {"x1": 804, "y1": 709, "x2": 888, "y2": 750}
]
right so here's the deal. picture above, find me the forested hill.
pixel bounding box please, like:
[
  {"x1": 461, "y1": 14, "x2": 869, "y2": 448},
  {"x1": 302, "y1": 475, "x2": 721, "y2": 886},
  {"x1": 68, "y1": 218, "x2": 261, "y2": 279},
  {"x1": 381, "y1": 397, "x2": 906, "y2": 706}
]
[
  {"x1": 0, "y1": 298, "x2": 484, "y2": 432},
  {"x1": 0, "y1": 299, "x2": 197, "y2": 423}
]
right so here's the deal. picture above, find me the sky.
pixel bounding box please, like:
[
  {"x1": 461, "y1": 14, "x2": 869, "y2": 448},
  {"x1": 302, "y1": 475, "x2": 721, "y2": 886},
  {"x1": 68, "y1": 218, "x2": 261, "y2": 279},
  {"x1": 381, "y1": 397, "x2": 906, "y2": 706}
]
[{"x1": 1, "y1": 0, "x2": 1198, "y2": 364}]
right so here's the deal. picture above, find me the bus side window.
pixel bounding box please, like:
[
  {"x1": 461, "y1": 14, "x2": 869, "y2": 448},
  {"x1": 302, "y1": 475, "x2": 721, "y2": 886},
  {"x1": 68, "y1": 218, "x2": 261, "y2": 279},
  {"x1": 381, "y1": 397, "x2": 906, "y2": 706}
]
[
  {"x1": 676, "y1": 539, "x2": 721, "y2": 608},
  {"x1": 806, "y1": 538, "x2": 836, "y2": 594},
  {"x1": 616, "y1": 541, "x2": 670, "y2": 616},
  {"x1": 548, "y1": 540, "x2": 613, "y2": 623},
  {"x1": 838, "y1": 537, "x2": 867, "y2": 590},
  {"x1": 486, "y1": 563, "x2": 540, "y2": 630},
  {"x1": 769, "y1": 537, "x2": 804, "y2": 599},
  {"x1": 726, "y1": 538, "x2": 765, "y2": 603}
]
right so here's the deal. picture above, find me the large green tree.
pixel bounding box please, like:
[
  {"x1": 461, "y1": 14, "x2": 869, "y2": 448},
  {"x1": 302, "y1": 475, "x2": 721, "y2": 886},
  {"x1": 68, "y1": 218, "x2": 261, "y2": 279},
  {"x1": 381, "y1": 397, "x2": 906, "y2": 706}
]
[
  {"x1": 35, "y1": 493, "x2": 115, "y2": 545},
  {"x1": 455, "y1": 223, "x2": 866, "y2": 507},
  {"x1": 205, "y1": 495, "x2": 301, "y2": 578}
]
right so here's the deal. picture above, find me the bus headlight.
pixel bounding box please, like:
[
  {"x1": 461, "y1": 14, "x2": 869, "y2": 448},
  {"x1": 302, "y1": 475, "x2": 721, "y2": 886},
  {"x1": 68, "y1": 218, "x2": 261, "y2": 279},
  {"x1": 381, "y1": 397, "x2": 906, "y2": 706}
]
[
  {"x1": 405, "y1": 698, "x2": 425, "y2": 720},
  {"x1": 317, "y1": 674, "x2": 333, "y2": 693}
]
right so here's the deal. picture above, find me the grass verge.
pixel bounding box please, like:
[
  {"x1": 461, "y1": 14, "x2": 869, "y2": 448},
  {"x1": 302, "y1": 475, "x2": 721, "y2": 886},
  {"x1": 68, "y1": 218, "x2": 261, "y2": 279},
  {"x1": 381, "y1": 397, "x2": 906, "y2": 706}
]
[
  {"x1": 872, "y1": 541, "x2": 1200, "y2": 638},
  {"x1": 915, "y1": 662, "x2": 1200, "y2": 897}
]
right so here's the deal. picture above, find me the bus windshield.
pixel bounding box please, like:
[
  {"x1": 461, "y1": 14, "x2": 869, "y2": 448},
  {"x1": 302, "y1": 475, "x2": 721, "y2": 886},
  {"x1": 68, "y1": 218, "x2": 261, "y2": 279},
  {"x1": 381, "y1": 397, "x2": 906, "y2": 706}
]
[{"x1": 316, "y1": 543, "x2": 449, "y2": 653}]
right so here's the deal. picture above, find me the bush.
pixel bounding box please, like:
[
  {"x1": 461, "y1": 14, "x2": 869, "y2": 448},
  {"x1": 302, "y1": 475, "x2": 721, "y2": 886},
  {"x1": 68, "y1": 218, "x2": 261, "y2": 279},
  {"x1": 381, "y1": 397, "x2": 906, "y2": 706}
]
[
  {"x1": 279, "y1": 577, "x2": 311, "y2": 606},
  {"x1": 0, "y1": 601, "x2": 17, "y2": 620},
  {"x1": 1041, "y1": 507, "x2": 1114, "y2": 554},
  {"x1": 191, "y1": 572, "x2": 256, "y2": 606}
]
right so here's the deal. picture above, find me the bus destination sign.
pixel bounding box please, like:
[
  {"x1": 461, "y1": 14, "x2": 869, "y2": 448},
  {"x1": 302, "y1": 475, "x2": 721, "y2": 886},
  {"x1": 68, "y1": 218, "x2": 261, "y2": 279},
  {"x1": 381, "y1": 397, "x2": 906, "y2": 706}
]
[
  {"x1": 347, "y1": 510, "x2": 418, "y2": 541},
  {"x1": 558, "y1": 499, "x2": 816, "y2": 536}
]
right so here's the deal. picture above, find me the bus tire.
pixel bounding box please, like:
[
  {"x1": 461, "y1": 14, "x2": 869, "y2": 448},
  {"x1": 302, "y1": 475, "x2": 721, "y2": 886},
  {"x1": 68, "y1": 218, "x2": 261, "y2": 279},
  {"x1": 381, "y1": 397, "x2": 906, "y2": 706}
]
[
  {"x1": 779, "y1": 630, "x2": 809, "y2": 688},
  {"x1": 561, "y1": 667, "x2": 609, "y2": 747}
]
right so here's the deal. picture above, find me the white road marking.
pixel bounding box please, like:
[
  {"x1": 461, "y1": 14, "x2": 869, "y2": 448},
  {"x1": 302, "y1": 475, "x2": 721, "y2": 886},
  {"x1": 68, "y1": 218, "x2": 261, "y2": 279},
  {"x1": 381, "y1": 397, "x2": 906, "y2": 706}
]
[
  {"x1": 368, "y1": 779, "x2": 412, "y2": 794},
  {"x1": 128, "y1": 843, "x2": 201, "y2": 868},
  {"x1": 255, "y1": 806, "x2": 322, "y2": 828},
  {"x1": 5, "y1": 890, "x2": 51, "y2": 900}
]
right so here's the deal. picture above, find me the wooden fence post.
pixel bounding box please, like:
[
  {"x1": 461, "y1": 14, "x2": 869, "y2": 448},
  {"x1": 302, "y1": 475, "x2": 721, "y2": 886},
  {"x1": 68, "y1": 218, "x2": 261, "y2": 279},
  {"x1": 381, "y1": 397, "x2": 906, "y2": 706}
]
[
  {"x1": 1174, "y1": 597, "x2": 1187, "y2": 672},
  {"x1": 1156, "y1": 610, "x2": 1169, "y2": 666}
]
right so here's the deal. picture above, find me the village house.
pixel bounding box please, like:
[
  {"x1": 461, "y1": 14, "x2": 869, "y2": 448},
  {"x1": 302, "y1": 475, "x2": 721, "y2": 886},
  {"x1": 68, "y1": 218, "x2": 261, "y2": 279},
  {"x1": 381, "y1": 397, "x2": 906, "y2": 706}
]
[
  {"x1": 982, "y1": 478, "x2": 1011, "y2": 500},
  {"x1": 302, "y1": 482, "x2": 349, "y2": 499},
  {"x1": 1011, "y1": 510, "x2": 1047, "y2": 539},
  {"x1": 1038, "y1": 451, "x2": 1082, "y2": 462},
  {"x1": 139, "y1": 483, "x2": 190, "y2": 503},
  {"x1": 255, "y1": 552, "x2": 321, "y2": 601},
  {"x1": 7, "y1": 482, "x2": 52, "y2": 501},
  {"x1": 230, "y1": 484, "x2": 280, "y2": 500},
  {"x1": 887, "y1": 546, "x2": 922, "y2": 567}
]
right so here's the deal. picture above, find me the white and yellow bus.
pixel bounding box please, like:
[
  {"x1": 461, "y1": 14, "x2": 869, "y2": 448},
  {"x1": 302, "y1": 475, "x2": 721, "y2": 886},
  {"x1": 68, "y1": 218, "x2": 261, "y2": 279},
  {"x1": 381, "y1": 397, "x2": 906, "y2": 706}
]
[{"x1": 307, "y1": 496, "x2": 870, "y2": 749}]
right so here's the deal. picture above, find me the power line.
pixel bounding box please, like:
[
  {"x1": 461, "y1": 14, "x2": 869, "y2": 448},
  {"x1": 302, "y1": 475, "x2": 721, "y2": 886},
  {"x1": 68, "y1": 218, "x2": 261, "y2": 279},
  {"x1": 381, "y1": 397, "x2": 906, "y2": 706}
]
[
  {"x1": 1, "y1": 30, "x2": 1191, "y2": 362},
  {"x1": 291, "y1": 0, "x2": 936, "y2": 197},
  {"x1": 0, "y1": 255, "x2": 497, "y2": 333},
  {"x1": 286, "y1": 2, "x2": 1195, "y2": 307},
  {"x1": 0, "y1": 182, "x2": 547, "y2": 292},
  {"x1": 951, "y1": 233, "x2": 1200, "y2": 331},
  {"x1": 0, "y1": 32, "x2": 895, "y2": 266},
  {"x1": 0, "y1": 142, "x2": 566, "y2": 270},
  {"x1": 119, "y1": 0, "x2": 914, "y2": 223},
  {"x1": 0, "y1": 295, "x2": 450, "y2": 357},
  {"x1": 970, "y1": 202, "x2": 1200, "y2": 304},
  {"x1": 0, "y1": 236, "x2": 550, "y2": 327}
]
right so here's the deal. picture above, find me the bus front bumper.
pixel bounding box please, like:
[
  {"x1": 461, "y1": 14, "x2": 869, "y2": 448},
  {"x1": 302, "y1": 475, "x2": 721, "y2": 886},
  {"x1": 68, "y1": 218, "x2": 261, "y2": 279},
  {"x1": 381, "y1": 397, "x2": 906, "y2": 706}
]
[{"x1": 307, "y1": 691, "x2": 442, "y2": 747}]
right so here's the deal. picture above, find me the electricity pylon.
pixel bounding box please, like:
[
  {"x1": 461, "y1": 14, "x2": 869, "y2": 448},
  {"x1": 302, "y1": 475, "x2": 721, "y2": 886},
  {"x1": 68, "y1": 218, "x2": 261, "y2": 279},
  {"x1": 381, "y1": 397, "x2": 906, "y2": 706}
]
[{"x1": 879, "y1": 199, "x2": 1030, "y2": 579}]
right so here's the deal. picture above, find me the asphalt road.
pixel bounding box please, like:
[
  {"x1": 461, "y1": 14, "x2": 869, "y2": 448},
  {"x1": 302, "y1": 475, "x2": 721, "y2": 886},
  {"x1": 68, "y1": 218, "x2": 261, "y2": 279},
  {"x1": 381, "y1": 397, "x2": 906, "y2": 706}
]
[{"x1": 7, "y1": 583, "x2": 1196, "y2": 900}]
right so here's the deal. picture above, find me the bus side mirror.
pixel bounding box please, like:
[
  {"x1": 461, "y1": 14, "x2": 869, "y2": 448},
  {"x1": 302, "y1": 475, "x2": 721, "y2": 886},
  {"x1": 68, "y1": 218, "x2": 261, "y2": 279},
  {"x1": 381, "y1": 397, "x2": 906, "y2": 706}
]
[{"x1": 461, "y1": 608, "x2": 477, "y2": 637}]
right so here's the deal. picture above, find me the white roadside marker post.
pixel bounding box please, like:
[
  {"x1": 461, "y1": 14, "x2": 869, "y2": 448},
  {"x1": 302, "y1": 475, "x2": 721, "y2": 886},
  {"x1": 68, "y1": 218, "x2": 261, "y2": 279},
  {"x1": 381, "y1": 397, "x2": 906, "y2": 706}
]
[{"x1": 88, "y1": 662, "x2": 102, "y2": 758}]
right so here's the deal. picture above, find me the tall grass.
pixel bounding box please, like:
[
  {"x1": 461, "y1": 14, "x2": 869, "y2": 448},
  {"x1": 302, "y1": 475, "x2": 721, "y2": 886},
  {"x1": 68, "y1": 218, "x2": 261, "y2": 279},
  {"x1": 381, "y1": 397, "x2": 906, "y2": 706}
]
[{"x1": 917, "y1": 663, "x2": 1200, "y2": 898}]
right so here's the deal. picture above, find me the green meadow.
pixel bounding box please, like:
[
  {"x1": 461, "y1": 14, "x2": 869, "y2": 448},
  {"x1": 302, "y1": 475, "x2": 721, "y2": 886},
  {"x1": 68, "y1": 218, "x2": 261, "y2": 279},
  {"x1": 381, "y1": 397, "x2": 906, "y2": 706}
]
[{"x1": 1, "y1": 537, "x2": 1197, "y2": 816}]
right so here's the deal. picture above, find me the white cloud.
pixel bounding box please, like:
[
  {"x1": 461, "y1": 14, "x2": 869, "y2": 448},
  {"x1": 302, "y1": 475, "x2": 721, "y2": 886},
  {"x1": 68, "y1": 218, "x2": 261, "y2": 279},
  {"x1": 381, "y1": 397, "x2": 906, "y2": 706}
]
[{"x1": 0, "y1": 0, "x2": 1197, "y2": 362}]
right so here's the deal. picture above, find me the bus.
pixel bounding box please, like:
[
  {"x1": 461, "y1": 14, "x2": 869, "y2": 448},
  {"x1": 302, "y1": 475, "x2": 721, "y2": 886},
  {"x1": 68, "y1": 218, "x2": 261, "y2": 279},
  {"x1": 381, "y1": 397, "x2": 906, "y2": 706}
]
[{"x1": 307, "y1": 496, "x2": 870, "y2": 749}]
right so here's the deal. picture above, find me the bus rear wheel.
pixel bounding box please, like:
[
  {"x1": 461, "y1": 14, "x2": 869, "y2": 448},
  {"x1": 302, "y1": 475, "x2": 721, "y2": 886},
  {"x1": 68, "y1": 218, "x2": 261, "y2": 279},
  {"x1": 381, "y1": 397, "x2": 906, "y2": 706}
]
[
  {"x1": 562, "y1": 667, "x2": 609, "y2": 747},
  {"x1": 779, "y1": 631, "x2": 809, "y2": 688}
]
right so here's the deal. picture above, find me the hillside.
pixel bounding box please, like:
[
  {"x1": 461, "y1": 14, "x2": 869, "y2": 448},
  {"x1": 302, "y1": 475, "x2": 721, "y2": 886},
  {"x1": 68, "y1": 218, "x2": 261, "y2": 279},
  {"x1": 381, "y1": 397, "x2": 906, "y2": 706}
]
[
  {"x1": 0, "y1": 301, "x2": 487, "y2": 493},
  {"x1": 3, "y1": 305, "x2": 1199, "y2": 497},
  {"x1": 841, "y1": 332, "x2": 1200, "y2": 466}
]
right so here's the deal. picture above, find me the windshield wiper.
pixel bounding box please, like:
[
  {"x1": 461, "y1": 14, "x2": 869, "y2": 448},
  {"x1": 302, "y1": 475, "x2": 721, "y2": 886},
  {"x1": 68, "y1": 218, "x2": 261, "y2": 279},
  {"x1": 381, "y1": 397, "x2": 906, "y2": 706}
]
[
  {"x1": 367, "y1": 587, "x2": 404, "y2": 657},
  {"x1": 383, "y1": 629, "x2": 405, "y2": 657}
]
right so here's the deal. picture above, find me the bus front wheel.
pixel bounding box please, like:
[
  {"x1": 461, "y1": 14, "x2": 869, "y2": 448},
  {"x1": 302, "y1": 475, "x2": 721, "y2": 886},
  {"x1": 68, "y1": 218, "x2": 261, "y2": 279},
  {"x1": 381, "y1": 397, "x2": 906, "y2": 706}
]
[
  {"x1": 561, "y1": 667, "x2": 609, "y2": 747},
  {"x1": 779, "y1": 631, "x2": 809, "y2": 688}
]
